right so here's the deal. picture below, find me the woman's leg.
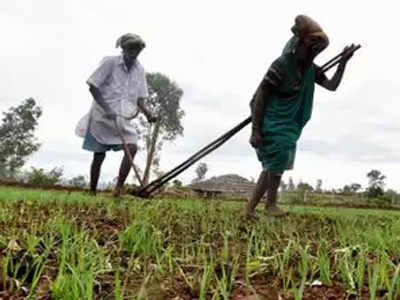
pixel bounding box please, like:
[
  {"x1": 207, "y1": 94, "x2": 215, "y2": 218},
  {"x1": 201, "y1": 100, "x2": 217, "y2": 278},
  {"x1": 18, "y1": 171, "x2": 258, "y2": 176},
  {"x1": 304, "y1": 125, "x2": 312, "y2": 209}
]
[
  {"x1": 265, "y1": 172, "x2": 288, "y2": 216},
  {"x1": 245, "y1": 170, "x2": 269, "y2": 218}
]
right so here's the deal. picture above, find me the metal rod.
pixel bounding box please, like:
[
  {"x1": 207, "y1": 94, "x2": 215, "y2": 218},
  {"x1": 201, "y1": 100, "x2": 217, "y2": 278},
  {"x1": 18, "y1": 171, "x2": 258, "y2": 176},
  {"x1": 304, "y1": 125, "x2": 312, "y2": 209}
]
[
  {"x1": 320, "y1": 44, "x2": 361, "y2": 70},
  {"x1": 140, "y1": 117, "x2": 251, "y2": 190},
  {"x1": 139, "y1": 117, "x2": 251, "y2": 196},
  {"x1": 135, "y1": 117, "x2": 251, "y2": 197},
  {"x1": 320, "y1": 44, "x2": 361, "y2": 73}
]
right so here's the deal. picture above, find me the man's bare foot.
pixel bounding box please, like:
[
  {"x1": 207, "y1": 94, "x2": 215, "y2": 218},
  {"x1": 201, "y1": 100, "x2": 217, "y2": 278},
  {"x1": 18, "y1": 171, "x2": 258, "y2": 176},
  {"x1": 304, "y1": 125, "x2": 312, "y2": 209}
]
[
  {"x1": 244, "y1": 204, "x2": 259, "y2": 220},
  {"x1": 265, "y1": 206, "x2": 289, "y2": 217},
  {"x1": 112, "y1": 187, "x2": 122, "y2": 198}
]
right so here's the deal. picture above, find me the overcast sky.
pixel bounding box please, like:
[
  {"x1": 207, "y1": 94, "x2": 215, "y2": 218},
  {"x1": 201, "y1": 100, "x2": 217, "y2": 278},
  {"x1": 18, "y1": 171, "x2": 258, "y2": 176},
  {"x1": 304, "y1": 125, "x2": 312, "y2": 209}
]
[{"x1": 1, "y1": 0, "x2": 399, "y2": 191}]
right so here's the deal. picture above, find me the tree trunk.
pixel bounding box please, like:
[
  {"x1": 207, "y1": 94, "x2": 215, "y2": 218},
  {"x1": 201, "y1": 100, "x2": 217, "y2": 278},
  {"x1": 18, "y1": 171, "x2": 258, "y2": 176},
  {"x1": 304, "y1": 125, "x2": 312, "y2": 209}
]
[{"x1": 142, "y1": 121, "x2": 161, "y2": 186}]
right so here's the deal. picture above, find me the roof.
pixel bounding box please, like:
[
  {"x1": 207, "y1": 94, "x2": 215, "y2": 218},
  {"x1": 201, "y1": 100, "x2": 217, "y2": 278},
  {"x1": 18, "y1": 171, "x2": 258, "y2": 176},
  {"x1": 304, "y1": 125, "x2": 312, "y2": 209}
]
[{"x1": 187, "y1": 174, "x2": 255, "y2": 196}]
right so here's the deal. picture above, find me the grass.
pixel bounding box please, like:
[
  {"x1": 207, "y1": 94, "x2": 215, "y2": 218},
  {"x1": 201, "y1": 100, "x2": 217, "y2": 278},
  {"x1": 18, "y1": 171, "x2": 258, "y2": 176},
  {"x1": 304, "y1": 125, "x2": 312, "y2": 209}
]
[{"x1": 1, "y1": 186, "x2": 400, "y2": 299}]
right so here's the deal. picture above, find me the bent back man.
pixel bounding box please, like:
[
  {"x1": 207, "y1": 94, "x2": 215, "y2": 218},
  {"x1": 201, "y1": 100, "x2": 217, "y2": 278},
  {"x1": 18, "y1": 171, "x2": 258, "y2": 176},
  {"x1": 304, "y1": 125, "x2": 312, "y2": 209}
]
[
  {"x1": 76, "y1": 33, "x2": 156, "y2": 197},
  {"x1": 245, "y1": 15, "x2": 355, "y2": 218}
]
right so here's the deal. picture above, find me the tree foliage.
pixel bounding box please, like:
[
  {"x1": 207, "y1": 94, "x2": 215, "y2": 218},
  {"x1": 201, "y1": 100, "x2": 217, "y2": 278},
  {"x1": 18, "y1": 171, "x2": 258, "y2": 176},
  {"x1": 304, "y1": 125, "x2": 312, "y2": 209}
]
[
  {"x1": 25, "y1": 166, "x2": 63, "y2": 186},
  {"x1": 0, "y1": 98, "x2": 42, "y2": 178},
  {"x1": 136, "y1": 72, "x2": 184, "y2": 185},
  {"x1": 297, "y1": 181, "x2": 314, "y2": 193},
  {"x1": 288, "y1": 177, "x2": 295, "y2": 192},
  {"x1": 349, "y1": 183, "x2": 362, "y2": 193},
  {"x1": 341, "y1": 184, "x2": 362, "y2": 195},
  {"x1": 194, "y1": 162, "x2": 208, "y2": 182},
  {"x1": 366, "y1": 169, "x2": 386, "y2": 198},
  {"x1": 68, "y1": 175, "x2": 88, "y2": 188},
  {"x1": 279, "y1": 179, "x2": 288, "y2": 192},
  {"x1": 315, "y1": 179, "x2": 322, "y2": 193},
  {"x1": 172, "y1": 179, "x2": 183, "y2": 188}
]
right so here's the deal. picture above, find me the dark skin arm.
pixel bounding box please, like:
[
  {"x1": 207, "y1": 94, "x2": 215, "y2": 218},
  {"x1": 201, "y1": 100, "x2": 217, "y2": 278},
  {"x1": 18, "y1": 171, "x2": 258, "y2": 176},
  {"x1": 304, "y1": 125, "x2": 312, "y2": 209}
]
[
  {"x1": 317, "y1": 44, "x2": 355, "y2": 91},
  {"x1": 250, "y1": 85, "x2": 270, "y2": 148},
  {"x1": 137, "y1": 97, "x2": 158, "y2": 123}
]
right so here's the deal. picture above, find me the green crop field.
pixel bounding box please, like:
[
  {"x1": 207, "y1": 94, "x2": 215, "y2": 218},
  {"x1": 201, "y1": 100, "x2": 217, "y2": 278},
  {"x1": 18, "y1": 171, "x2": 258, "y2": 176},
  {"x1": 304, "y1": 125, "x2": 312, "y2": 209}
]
[{"x1": 1, "y1": 186, "x2": 400, "y2": 299}]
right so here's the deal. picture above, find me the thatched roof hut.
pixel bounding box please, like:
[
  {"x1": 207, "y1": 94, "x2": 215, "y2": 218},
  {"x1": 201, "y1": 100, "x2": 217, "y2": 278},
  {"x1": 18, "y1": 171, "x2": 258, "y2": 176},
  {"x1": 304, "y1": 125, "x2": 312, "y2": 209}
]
[{"x1": 188, "y1": 174, "x2": 255, "y2": 198}]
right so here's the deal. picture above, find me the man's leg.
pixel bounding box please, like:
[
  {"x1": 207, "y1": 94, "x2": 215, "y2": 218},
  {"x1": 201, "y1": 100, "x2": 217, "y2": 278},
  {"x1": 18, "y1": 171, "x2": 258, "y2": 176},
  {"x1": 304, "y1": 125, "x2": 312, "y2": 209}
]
[
  {"x1": 245, "y1": 170, "x2": 269, "y2": 218},
  {"x1": 113, "y1": 144, "x2": 138, "y2": 197},
  {"x1": 90, "y1": 152, "x2": 106, "y2": 194},
  {"x1": 265, "y1": 172, "x2": 288, "y2": 216}
]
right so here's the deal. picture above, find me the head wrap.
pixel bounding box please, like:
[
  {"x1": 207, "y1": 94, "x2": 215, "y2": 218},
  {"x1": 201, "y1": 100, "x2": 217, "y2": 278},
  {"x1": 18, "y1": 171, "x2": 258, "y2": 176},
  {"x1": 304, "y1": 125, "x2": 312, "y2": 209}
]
[
  {"x1": 115, "y1": 33, "x2": 146, "y2": 49},
  {"x1": 291, "y1": 15, "x2": 329, "y2": 52}
]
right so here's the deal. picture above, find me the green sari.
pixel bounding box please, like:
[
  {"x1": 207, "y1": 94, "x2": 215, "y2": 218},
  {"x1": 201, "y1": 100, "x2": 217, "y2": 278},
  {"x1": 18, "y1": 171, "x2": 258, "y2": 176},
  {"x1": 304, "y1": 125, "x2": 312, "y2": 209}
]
[{"x1": 256, "y1": 39, "x2": 316, "y2": 173}]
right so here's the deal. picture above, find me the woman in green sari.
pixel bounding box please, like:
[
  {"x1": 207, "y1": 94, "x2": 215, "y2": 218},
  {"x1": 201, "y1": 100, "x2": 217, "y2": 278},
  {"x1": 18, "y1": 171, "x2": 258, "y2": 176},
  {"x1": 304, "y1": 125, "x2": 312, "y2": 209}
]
[{"x1": 245, "y1": 15, "x2": 356, "y2": 218}]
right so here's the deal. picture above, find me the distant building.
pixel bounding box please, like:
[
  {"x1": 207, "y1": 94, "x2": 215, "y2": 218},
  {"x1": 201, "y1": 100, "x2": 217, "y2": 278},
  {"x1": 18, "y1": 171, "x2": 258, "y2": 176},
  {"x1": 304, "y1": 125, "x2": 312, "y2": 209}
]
[{"x1": 188, "y1": 174, "x2": 256, "y2": 198}]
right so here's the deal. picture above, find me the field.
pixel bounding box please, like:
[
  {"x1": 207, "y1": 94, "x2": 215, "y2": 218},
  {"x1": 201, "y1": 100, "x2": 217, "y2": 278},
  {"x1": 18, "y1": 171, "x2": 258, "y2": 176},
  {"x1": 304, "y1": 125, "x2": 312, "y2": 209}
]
[{"x1": 1, "y1": 186, "x2": 400, "y2": 299}]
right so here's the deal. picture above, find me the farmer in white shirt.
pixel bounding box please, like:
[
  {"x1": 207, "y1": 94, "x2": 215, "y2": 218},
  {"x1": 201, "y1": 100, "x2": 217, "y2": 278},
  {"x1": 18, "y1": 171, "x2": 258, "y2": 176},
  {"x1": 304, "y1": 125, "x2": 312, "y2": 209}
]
[{"x1": 76, "y1": 33, "x2": 157, "y2": 197}]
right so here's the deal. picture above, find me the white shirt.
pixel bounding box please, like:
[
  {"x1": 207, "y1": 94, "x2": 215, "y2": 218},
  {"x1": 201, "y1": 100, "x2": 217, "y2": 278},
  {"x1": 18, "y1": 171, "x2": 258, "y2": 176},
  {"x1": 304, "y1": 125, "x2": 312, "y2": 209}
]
[{"x1": 75, "y1": 55, "x2": 148, "y2": 144}]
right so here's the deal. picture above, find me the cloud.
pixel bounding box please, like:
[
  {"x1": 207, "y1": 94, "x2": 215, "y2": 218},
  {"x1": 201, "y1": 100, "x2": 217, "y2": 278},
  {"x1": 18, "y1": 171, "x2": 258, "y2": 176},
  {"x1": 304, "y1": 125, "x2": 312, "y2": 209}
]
[{"x1": 300, "y1": 135, "x2": 400, "y2": 163}]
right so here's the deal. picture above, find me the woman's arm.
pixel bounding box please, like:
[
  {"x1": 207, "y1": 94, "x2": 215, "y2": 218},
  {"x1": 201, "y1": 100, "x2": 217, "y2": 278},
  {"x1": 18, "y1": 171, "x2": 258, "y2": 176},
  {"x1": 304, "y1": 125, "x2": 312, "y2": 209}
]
[{"x1": 316, "y1": 44, "x2": 355, "y2": 91}]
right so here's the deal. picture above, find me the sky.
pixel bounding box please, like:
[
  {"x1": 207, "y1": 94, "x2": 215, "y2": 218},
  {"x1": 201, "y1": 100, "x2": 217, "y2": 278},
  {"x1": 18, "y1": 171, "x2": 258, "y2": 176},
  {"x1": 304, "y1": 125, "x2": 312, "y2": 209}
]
[{"x1": 1, "y1": 0, "x2": 399, "y2": 191}]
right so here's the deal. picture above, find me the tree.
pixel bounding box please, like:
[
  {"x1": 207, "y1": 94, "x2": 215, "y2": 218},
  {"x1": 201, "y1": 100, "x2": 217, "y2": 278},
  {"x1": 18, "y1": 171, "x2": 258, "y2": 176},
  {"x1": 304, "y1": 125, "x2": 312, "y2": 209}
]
[
  {"x1": 350, "y1": 183, "x2": 362, "y2": 193},
  {"x1": 0, "y1": 98, "x2": 42, "y2": 178},
  {"x1": 315, "y1": 179, "x2": 322, "y2": 193},
  {"x1": 279, "y1": 179, "x2": 288, "y2": 192},
  {"x1": 288, "y1": 177, "x2": 295, "y2": 192},
  {"x1": 342, "y1": 185, "x2": 352, "y2": 195},
  {"x1": 172, "y1": 179, "x2": 183, "y2": 188},
  {"x1": 366, "y1": 169, "x2": 386, "y2": 198},
  {"x1": 136, "y1": 73, "x2": 184, "y2": 185},
  {"x1": 341, "y1": 183, "x2": 362, "y2": 195},
  {"x1": 25, "y1": 166, "x2": 63, "y2": 186},
  {"x1": 194, "y1": 162, "x2": 208, "y2": 182},
  {"x1": 297, "y1": 181, "x2": 314, "y2": 193},
  {"x1": 68, "y1": 175, "x2": 88, "y2": 188}
]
